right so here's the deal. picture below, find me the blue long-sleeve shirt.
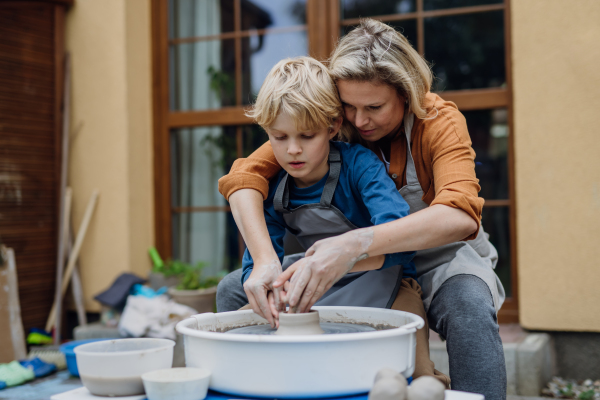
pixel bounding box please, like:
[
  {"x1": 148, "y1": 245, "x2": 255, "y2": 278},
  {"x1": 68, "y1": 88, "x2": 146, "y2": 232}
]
[{"x1": 241, "y1": 141, "x2": 416, "y2": 283}]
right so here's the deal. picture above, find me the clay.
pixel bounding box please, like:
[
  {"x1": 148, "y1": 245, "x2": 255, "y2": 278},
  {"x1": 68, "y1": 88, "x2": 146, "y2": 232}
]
[
  {"x1": 226, "y1": 321, "x2": 375, "y2": 335},
  {"x1": 407, "y1": 376, "x2": 446, "y2": 400},
  {"x1": 369, "y1": 377, "x2": 408, "y2": 400},
  {"x1": 81, "y1": 374, "x2": 144, "y2": 396},
  {"x1": 275, "y1": 310, "x2": 325, "y2": 335},
  {"x1": 374, "y1": 367, "x2": 406, "y2": 384}
]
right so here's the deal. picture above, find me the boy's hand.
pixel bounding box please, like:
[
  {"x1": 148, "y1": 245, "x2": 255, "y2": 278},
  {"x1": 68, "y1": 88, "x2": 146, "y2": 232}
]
[
  {"x1": 274, "y1": 230, "x2": 372, "y2": 313},
  {"x1": 243, "y1": 259, "x2": 284, "y2": 328}
]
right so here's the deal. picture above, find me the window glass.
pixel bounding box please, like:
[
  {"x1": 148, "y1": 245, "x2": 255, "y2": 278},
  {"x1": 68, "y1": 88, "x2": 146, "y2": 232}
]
[
  {"x1": 170, "y1": 126, "x2": 237, "y2": 208},
  {"x1": 341, "y1": 0, "x2": 416, "y2": 19},
  {"x1": 425, "y1": 11, "x2": 505, "y2": 91},
  {"x1": 170, "y1": 125, "x2": 246, "y2": 275},
  {"x1": 481, "y1": 207, "x2": 511, "y2": 297},
  {"x1": 170, "y1": 40, "x2": 236, "y2": 111},
  {"x1": 242, "y1": 31, "x2": 308, "y2": 105},
  {"x1": 465, "y1": 108, "x2": 511, "y2": 296},
  {"x1": 169, "y1": 0, "x2": 235, "y2": 38},
  {"x1": 241, "y1": 0, "x2": 306, "y2": 30},
  {"x1": 171, "y1": 212, "x2": 241, "y2": 275},
  {"x1": 243, "y1": 125, "x2": 268, "y2": 157},
  {"x1": 464, "y1": 108, "x2": 509, "y2": 200},
  {"x1": 424, "y1": 0, "x2": 502, "y2": 11}
]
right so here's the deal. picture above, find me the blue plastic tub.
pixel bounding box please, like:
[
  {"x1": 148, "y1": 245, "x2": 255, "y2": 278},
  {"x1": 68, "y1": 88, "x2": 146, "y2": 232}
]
[{"x1": 59, "y1": 338, "x2": 115, "y2": 377}]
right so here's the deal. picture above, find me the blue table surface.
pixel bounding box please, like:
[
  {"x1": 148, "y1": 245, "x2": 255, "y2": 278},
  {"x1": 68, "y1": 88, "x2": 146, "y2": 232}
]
[{"x1": 203, "y1": 390, "x2": 369, "y2": 400}]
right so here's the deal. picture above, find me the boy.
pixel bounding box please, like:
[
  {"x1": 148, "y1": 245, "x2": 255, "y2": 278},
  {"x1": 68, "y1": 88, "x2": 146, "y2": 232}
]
[{"x1": 225, "y1": 56, "x2": 448, "y2": 385}]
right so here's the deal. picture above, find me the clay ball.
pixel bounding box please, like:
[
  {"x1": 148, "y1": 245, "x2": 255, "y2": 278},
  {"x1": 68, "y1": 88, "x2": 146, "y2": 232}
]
[
  {"x1": 369, "y1": 377, "x2": 408, "y2": 400},
  {"x1": 374, "y1": 367, "x2": 404, "y2": 383},
  {"x1": 407, "y1": 376, "x2": 445, "y2": 400}
]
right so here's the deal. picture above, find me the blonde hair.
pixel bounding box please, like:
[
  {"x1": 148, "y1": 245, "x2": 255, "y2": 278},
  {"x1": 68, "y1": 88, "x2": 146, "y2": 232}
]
[
  {"x1": 329, "y1": 19, "x2": 434, "y2": 143},
  {"x1": 246, "y1": 57, "x2": 343, "y2": 132}
]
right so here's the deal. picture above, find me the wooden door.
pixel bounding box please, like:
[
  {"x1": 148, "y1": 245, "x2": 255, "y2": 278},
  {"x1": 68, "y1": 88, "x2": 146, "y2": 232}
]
[{"x1": 0, "y1": 1, "x2": 68, "y2": 333}]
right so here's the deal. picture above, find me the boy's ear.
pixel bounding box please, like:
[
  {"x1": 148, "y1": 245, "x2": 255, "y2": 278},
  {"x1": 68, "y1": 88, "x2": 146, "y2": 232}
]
[{"x1": 328, "y1": 117, "x2": 343, "y2": 139}]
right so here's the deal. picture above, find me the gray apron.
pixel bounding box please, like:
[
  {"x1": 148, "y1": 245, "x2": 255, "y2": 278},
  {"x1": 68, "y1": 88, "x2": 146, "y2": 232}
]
[
  {"x1": 274, "y1": 146, "x2": 404, "y2": 309},
  {"x1": 399, "y1": 113, "x2": 505, "y2": 312}
]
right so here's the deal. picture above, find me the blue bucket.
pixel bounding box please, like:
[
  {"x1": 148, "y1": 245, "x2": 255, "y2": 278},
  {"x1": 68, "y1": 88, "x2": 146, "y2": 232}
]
[{"x1": 59, "y1": 338, "x2": 116, "y2": 377}]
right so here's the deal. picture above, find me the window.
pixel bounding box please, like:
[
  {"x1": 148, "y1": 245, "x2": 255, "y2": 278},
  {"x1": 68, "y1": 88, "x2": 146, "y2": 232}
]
[
  {"x1": 153, "y1": 0, "x2": 516, "y2": 321},
  {"x1": 339, "y1": 0, "x2": 517, "y2": 322},
  {"x1": 153, "y1": 0, "x2": 309, "y2": 276}
]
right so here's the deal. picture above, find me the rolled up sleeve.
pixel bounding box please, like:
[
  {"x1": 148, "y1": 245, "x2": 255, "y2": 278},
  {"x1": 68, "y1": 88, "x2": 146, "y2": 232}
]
[
  {"x1": 426, "y1": 106, "x2": 484, "y2": 240},
  {"x1": 218, "y1": 141, "x2": 282, "y2": 201}
]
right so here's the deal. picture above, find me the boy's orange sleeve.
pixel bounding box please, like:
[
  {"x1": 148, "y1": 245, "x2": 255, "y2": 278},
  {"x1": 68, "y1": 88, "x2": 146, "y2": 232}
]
[{"x1": 218, "y1": 141, "x2": 282, "y2": 201}]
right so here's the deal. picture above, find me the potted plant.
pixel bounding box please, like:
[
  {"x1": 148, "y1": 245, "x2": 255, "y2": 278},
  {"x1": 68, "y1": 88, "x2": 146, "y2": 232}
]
[
  {"x1": 147, "y1": 247, "x2": 220, "y2": 313},
  {"x1": 147, "y1": 247, "x2": 184, "y2": 290},
  {"x1": 167, "y1": 261, "x2": 221, "y2": 313}
]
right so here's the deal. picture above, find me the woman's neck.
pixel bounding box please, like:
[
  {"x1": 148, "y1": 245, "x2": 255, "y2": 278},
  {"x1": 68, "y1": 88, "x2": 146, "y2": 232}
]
[{"x1": 376, "y1": 120, "x2": 403, "y2": 160}]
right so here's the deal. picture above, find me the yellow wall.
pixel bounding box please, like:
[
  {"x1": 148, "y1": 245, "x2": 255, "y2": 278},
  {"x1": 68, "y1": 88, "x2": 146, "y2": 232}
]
[
  {"x1": 65, "y1": 0, "x2": 154, "y2": 311},
  {"x1": 512, "y1": 0, "x2": 600, "y2": 331}
]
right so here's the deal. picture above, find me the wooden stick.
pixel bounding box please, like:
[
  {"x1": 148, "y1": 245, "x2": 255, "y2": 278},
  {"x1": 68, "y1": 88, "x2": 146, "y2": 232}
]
[
  {"x1": 69, "y1": 224, "x2": 87, "y2": 326},
  {"x1": 1, "y1": 246, "x2": 27, "y2": 361},
  {"x1": 46, "y1": 190, "x2": 99, "y2": 332},
  {"x1": 52, "y1": 53, "x2": 71, "y2": 345},
  {"x1": 62, "y1": 187, "x2": 87, "y2": 327}
]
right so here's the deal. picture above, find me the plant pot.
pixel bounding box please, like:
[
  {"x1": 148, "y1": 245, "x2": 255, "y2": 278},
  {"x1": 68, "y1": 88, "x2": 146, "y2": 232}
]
[
  {"x1": 168, "y1": 286, "x2": 217, "y2": 313},
  {"x1": 148, "y1": 273, "x2": 180, "y2": 291}
]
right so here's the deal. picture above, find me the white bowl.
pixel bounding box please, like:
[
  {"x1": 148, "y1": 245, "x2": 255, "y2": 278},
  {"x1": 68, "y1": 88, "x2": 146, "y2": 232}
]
[
  {"x1": 74, "y1": 338, "x2": 175, "y2": 396},
  {"x1": 176, "y1": 306, "x2": 424, "y2": 398},
  {"x1": 142, "y1": 368, "x2": 211, "y2": 400}
]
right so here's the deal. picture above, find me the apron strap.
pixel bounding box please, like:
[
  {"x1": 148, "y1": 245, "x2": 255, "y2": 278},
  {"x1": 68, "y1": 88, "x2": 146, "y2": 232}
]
[
  {"x1": 319, "y1": 146, "x2": 341, "y2": 207},
  {"x1": 273, "y1": 172, "x2": 290, "y2": 213},
  {"x1": 403, "y1": 113, "x2": 420, "y2": 187},
  {"x1": 273, "y1": 144, "x2": 341, "y2": 212}
]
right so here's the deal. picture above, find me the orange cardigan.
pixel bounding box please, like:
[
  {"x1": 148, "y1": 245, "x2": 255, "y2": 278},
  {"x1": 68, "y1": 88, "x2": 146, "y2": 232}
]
[{"x1": 218, "y1": 92, "x2": 484, "y2": 240}]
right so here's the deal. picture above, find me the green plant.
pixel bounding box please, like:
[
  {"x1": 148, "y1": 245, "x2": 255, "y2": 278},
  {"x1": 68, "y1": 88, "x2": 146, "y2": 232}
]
[
  {"x1": 579, "y1": 390, "x2": 595, "y2": 400},
  {"x1": 151, "y1": 258, "x2": 188, "y2": 277},
  {"x1": 176, "y1": 261, "x2": 220, "y2": 291},
  {"x1": 207, "y1": 65, "x2": 234, "y2": 103},
  {"x1": 148, "y1": 247, "x2": 220, "y2": 290}
]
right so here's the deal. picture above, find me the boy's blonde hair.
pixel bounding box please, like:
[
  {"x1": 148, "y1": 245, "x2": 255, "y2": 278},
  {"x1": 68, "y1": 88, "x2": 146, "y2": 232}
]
[
  {"x1": 246, "y1": 57, "x2": 342, "y2": 132},
  {"x1": 329, "y1": 19, "x2": 434, "y2": 143}
]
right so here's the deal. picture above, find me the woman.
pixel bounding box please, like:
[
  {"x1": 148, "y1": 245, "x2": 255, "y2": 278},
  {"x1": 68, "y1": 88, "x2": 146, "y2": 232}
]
[{"x1": 218, "y1": 19, "x2": 506, "y2": 400}]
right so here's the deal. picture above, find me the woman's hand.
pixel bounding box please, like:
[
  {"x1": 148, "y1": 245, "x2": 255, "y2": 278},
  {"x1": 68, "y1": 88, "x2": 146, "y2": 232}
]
[
  {"x1": 243, "y1": 259, "x2": 284, "y2": 328},
  {"x1": 274, "y1": 228, "x2": 374, "y2": 313}
]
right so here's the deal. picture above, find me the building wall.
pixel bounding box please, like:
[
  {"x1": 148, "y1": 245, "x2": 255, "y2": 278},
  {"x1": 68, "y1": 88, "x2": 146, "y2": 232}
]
[
  {"x1": 512, "y1": 0, "x2": 600, "y2": 331},
  {"x1": 65, "y1": 0, "x2": 154, "y2": 311}
]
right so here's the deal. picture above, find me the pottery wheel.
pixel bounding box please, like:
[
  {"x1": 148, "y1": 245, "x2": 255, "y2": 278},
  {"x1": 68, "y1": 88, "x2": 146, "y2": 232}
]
[{"x1": 226, "y1": 322, "x2": 376, "y2": 335}]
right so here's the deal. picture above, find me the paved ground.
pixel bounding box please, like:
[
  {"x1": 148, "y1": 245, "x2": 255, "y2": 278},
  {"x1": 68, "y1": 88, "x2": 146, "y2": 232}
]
[
  {"x1": 0, "y1": 371, "x2": 81, "y2": 400},
  {"x1": 0, "y1": 370, "x2": 554, "y2": 400}
]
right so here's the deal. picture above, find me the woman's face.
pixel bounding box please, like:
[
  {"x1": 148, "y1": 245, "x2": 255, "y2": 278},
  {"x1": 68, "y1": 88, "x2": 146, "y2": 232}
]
[{"x1": 337, "y1": 80, "x2": 405, "y2": 142}]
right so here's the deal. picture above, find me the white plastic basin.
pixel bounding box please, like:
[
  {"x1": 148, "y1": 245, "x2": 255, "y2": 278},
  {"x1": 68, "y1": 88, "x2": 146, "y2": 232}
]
[
  {"x1": 176, "y1": 306, "x2": 424, "y2": 398},
  {"x1": 74, "y1": 338, "x2": 175, "y2": 396}
]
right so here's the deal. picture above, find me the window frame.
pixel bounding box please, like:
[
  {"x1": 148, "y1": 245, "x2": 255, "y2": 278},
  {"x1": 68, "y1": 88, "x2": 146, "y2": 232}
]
[{"x1": 151, "y1": 0, "x2": 517, "y2": 322}]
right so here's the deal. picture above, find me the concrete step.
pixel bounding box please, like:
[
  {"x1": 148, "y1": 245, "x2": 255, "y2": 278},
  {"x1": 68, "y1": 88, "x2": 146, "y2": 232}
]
[{"x1": 430, "y1": 325, "x2": 554, "y2": 396}]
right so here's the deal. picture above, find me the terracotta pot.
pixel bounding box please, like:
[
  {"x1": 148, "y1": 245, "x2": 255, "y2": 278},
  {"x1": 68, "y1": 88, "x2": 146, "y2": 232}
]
[{"x1": 168, "y1": 286, "x2": 217, "y2": 313}]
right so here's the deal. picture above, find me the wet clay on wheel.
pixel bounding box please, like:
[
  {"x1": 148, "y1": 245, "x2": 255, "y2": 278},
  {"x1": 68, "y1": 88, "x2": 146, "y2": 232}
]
[{"x1": 275, "y1": 310, "x2": 325, "y2": 335}]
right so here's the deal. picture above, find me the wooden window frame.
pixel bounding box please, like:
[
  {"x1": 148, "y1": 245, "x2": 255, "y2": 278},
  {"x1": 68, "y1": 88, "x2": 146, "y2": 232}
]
[{"x1": 152, "y1": 0, "x2": 517, "y2": 322}]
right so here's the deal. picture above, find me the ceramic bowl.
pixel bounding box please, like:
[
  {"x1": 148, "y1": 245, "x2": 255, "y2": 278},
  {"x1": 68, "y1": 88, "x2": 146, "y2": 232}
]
[
  {"x1": 74, "y1": 338, "x2": 175, "y2": 396},
  {"x1": 142, "y1": 367, "x2": 211, "y2": 400}
]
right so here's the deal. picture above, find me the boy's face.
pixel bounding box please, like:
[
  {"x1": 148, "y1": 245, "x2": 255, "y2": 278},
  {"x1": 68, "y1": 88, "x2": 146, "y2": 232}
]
[{"x1": 266, "y1": 113, "x2": 342, "y2": 188}]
